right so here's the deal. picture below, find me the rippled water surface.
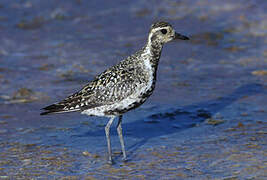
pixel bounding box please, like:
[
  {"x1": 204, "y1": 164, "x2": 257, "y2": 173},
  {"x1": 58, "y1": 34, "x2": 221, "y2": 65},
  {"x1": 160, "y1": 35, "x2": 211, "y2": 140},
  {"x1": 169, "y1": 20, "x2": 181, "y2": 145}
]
[{"x1": 0, "y1": 0, "x2": 266, "y2": 179}]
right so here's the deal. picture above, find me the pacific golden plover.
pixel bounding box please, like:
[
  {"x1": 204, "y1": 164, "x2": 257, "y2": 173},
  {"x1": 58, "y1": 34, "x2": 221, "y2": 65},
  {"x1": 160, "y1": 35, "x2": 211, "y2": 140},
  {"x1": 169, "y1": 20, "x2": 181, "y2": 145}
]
[{"x1": 41, "y1": 21, "x2": 189, "y2": 164}]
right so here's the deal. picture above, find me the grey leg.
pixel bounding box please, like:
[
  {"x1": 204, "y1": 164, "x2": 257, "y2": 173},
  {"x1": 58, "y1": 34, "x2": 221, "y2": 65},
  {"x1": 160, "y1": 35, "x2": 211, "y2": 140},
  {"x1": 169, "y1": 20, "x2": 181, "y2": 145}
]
[
  {"x1": 116, "y1": 115, "x2": 127, "y2": 161},
  {"x1": 105, "y1": 116, "x2": 115, "y2": 164}
]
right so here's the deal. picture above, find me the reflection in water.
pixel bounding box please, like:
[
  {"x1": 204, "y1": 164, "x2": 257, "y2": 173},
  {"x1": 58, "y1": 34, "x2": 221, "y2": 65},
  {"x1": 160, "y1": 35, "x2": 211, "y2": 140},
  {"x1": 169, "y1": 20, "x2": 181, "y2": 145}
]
[{"x1": 80, "y1": 83, "x2": 265, "y2": 153}]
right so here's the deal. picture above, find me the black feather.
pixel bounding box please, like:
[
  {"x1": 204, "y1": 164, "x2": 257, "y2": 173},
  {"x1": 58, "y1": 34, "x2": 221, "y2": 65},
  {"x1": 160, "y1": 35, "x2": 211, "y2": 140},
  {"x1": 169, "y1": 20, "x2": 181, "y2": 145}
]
[
  {"x1": 40, "y1": 104, "x2": 65, "y2": 115},
  {"x1": 43, "y1": 104, "x2": 65, "y2": 111}
]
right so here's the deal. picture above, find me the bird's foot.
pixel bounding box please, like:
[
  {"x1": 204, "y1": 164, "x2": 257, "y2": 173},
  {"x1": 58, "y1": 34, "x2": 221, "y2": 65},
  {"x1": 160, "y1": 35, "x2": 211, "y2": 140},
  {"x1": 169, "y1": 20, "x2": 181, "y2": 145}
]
[
  {"x1": 107, "y1": 158, "x2": 114, "y2": 165},
  {"x1": 122, "y1": 156, "x2": 128, "y2": 162}
]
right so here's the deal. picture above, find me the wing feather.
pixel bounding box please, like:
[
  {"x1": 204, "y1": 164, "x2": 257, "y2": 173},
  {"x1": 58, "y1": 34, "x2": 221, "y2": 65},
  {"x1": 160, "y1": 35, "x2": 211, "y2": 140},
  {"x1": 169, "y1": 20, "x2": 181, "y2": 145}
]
[{"x1": 41, "y1": 55, "x2": 147, "y2": 115}]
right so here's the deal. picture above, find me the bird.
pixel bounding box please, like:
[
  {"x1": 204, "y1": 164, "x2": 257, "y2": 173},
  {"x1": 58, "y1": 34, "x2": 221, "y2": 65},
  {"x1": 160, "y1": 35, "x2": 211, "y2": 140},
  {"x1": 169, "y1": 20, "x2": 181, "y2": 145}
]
[{"x1": 40, "y1": 21, "x2": 189, "y2": 164}]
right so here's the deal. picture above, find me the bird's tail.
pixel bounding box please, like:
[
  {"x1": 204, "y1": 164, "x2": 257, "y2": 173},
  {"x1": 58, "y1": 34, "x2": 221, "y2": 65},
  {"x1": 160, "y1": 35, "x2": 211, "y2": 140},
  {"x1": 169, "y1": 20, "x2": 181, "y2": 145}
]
[{"x1": 40, "y1": 103, "x2": 78, "y2": 115}]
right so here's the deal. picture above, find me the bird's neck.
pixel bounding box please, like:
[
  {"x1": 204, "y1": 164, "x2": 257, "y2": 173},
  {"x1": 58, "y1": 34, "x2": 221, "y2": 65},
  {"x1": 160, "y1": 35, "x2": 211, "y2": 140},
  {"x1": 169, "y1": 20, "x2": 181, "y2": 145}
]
[{"x1": 143, "y1": 40, "x2": 163, "y2": 68}]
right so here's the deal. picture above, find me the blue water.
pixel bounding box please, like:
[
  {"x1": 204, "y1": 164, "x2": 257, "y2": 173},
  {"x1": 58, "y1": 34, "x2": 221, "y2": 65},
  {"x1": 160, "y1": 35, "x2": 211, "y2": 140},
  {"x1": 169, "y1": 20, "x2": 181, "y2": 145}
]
[{"x1": 0, "y1": 0, "x2": 266, "y2": 179}]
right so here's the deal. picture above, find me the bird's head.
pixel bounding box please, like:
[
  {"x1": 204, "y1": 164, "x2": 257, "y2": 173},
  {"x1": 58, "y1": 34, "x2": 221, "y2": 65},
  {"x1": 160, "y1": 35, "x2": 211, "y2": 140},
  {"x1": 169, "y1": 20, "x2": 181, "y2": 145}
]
[{"x1": 148, "y1": 21, "x2": 189, "y2": 45}]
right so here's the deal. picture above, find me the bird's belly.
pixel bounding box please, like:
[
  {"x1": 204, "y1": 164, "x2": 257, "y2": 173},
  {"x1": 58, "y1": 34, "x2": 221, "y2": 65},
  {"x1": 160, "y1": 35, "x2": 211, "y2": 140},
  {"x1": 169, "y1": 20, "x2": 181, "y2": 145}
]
[
  {"x1": 82, "y1": 82, "x2": 155, "y2": 117},
  {"x1": 81, "y1": 96, "x2": 146, "y2": 117}
]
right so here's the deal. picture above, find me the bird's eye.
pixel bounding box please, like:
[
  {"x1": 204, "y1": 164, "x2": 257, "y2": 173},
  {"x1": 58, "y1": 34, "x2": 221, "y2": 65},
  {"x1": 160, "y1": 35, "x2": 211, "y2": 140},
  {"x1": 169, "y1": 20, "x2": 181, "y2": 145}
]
[{"x1": 160, "y1": 29, "x2": 167, "y2": 34}]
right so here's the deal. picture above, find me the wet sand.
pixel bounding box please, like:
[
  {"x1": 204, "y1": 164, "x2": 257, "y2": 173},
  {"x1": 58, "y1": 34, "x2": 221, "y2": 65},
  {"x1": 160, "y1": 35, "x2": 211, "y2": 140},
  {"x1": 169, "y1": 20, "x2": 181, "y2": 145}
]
[{"x1": 0, "y1": 0, "x2": 266, "y2": 179}]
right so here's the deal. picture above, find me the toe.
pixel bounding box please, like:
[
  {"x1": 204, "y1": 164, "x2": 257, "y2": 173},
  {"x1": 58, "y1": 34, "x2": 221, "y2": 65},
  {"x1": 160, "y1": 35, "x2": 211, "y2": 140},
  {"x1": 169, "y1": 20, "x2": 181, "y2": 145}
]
[
  {"x1": 107, "y1": 159, "x2": 114, "y2": 165},
  {"x1": 122, "y1": 157, "x2": 128, "y2": 162}
]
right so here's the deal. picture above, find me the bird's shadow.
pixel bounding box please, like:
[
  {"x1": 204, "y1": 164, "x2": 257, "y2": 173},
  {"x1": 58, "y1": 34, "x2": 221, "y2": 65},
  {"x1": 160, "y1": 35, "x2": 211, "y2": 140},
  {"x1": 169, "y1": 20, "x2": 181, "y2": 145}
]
[{"x1": 76, "y1": 83, "x2": 265, "y2": 160}]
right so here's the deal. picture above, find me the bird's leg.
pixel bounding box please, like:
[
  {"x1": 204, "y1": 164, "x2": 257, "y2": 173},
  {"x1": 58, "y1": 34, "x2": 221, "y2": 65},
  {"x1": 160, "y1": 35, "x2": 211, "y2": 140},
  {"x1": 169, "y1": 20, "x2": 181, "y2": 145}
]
[
  {"x1": 105, "y1": 116, "x2": 115, "y2": 164},
  {"x1": 116, "y1": 115, "x2": 127, "y2": 161}
]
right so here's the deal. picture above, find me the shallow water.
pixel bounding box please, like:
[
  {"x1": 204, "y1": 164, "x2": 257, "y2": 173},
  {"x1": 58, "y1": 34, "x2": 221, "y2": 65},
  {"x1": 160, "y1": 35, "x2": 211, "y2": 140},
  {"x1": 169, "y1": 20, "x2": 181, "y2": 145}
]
[{"x1": 0, "y1": 0, "x2": 266, "y2": 179}]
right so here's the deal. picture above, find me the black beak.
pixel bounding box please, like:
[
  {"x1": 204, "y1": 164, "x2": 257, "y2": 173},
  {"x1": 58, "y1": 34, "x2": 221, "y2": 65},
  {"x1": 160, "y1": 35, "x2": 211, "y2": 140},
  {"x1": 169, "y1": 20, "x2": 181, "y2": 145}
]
[{"x1": 175, "y1": 32, "x2": 189, "y2": 40}]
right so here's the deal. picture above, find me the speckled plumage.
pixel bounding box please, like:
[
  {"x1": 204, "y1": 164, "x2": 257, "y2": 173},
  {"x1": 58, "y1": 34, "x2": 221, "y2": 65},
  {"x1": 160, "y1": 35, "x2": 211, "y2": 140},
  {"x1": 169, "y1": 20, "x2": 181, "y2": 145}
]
[{"x1": 41, "y1": 21, "x2": 189, "y2": 164}]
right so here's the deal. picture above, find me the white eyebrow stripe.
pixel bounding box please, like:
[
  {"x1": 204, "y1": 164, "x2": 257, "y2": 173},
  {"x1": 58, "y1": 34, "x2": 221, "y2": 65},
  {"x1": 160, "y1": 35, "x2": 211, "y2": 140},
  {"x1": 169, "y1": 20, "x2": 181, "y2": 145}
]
[{"x1": 148, "y1": 26, "x2": 169, "y2": 45}]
